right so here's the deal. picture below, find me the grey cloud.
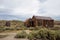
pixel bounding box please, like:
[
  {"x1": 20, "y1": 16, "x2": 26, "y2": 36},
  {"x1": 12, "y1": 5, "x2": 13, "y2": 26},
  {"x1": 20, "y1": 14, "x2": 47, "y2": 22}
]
[
  {"x1": 39, "y1": 0, "x2": 47, "y2": 3},
  {"x1": 38, "y1": 8, "x2": 47, "y2": 14},
  {"x1": 0, "y1": 0, "x2": 29, "y2": 9},
  {"x1": 0, "y1": 8, "x2": 13, "y2": 15},
  {"x1": 0, "y1": 0, "x2": 60, "y2": 20}
]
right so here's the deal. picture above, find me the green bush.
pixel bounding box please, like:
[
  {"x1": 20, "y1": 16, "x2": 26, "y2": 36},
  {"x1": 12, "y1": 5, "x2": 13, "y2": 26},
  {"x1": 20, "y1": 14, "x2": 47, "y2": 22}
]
[
  {"x1": 0, "y1": 27, "x2": 5, "y2": 32},
  {"x1": 56, "y1": 30, "x2": 60, "y2": 40},
  {"x1": 15, "y1": 30, "x2": 27, "y2": 38},
  {"x1": 28, "y1": 28, "x2": 60, "y2": 40},
  {"x1": 28, "y1": 28, "x2": 48, "y2": 40},
  {"x1": 28, "y1": 31, "x2": 41, "y2": 40},
  {"x1": 38, "y1": 28, "x2": 48, "y2": 40},
  {"x1": 47, "y1": 30, "x2": 57, "y2": 40}
]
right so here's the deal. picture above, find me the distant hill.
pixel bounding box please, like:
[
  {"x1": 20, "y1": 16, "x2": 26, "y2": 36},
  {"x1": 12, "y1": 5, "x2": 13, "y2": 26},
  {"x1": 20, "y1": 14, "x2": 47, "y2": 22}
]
[
  {"x1": 0, "y1": 20, "x2": 23, "y2": 27},
  {"x1": 54, "y1": 20, "x2": 60, "y2": 25},
  {"x1": 0, "y1": 15, "x2": 22, "y2": 20}
]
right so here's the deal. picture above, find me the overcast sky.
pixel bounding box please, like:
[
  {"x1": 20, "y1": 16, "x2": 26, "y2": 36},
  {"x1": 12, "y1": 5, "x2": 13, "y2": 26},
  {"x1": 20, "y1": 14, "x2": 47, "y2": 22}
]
[{"x1": 0, "y1": 0, "x2": 60, "y2": 20}]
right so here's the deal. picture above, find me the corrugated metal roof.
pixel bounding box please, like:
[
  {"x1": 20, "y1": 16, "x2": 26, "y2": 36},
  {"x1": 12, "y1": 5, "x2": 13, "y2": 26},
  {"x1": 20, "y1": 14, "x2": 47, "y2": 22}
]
[{"x1": 33, "y1": 16, "x2": 53, "y2": 20}]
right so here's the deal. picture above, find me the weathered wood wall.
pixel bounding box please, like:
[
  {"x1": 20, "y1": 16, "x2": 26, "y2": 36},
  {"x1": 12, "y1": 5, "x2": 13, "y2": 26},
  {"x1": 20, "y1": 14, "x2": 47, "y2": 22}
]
[{"x1": 24, "y1": 16, "x2": 54, "y2": 27}]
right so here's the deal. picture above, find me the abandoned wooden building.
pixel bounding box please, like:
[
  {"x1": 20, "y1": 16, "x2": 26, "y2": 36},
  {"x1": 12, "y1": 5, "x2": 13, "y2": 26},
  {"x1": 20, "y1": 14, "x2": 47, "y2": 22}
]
[
  {"x1": 24, "y1": 16, "x2": 54, "y2": 27},
  {"x1": 5, "y1": 21, "x2": 10, "y2": 27}
]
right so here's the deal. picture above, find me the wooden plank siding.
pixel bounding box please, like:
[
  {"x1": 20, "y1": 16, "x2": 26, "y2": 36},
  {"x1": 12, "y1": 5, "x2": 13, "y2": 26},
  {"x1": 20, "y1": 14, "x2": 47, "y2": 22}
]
[{"x1": 24, "y1": 16, "x2": 54, "y2": 27}]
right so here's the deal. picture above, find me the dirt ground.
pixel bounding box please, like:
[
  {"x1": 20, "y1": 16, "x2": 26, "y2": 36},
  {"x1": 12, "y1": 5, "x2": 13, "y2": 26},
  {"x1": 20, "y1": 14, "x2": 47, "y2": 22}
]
[{"x1": 0, "y1": 33, "x2": 28, "y2": 40}]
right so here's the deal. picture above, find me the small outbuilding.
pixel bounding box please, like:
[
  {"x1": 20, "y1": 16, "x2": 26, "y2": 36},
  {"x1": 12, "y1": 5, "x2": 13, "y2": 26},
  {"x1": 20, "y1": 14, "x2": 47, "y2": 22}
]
[
  {"x1": 5, "y1": 21, "x2": 10, "y2": 27},
  {"x1": 24, "y1": 16, "x2": 54, "y2": 27}
]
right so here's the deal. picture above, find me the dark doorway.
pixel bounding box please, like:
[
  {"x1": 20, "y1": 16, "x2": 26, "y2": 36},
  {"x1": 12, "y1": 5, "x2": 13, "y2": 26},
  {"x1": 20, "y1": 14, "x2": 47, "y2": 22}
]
[{"x1": 29, "y1": 19, "x2": 34, "y2": 27}]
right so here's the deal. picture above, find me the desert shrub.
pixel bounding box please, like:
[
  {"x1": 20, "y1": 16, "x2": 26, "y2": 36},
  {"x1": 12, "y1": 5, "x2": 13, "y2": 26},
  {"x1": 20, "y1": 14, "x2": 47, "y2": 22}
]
[
  {"x1": 28, "y1": 27, "x2": 35, "y2": 30},
  {"x1": 28, "y1": 31, "x2": 41, "y2": 40},
  {"x1": 51, "y1": 27, "x2": 60, "y2": 30},
  {"x1": 4, "y1": 27, "x2": 14, "y2": 30},
  {"x1": 47, "y1": 30, "x2": 57, "y2": 40},
  {"x1": 15, "y1": 30, "x2": 27, "y2": 38},
  {"x1": 20, "y1": 26, "x2": 27, "y2": 30},
  {"x1": 28, "y1": 28, "x2": 60, "y2": 40},
  {"x1": 27, "y1": 26, "x2": 47, "y2": 30},
  {"x1": 0, "y1": 35, "x2": 8, "y2": 38},
  {"x1": 15, "y1": 26, "x2": 27, "y2": 30},
  {"x1": 27, "y1": 27, "x2": 40, "y2": 30},
  {"x1": 56, "y1": 30, "x2": 60, "y2": 40},
  {"x1": 0, "y1": 27, "x2": 5, "y2": 32},
  {"x1": 38, "y1": 28, "x2": 48, "y2": 40},
  {"x1": 15, "y1": 27, "x2": 21, "y2": 30},
  {"x1": 39, "y1": 28, "x2": 57, "y2": 40}
]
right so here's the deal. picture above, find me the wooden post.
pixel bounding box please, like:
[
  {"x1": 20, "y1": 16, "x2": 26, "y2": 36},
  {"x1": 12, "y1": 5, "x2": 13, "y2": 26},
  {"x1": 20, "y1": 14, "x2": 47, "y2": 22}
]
[{"x1": 36, "y1": 20, "x2": 37, "y2": 27}]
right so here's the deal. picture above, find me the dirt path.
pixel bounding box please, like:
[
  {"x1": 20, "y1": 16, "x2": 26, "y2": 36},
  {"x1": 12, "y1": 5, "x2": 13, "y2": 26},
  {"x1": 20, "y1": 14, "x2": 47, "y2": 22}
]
[{"x1": 0, "y1": 33, "x2": 28, "y2": 40}]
